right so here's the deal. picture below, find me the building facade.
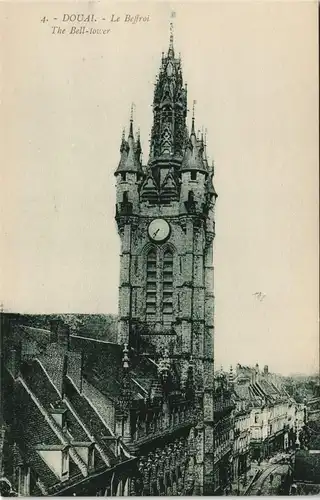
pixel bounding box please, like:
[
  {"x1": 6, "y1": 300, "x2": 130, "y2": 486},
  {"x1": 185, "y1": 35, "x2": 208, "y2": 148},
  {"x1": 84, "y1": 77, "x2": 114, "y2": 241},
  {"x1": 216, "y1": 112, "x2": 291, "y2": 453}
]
[
  {"x1": 114, "y1": 26, "x2": 217, "y2": 495},
  {"x1": 233, "y1": 364, "x2": 301, "y2": 462},
  {"x1": 231, "y1": 386, "x2": 251, "y2": 488},
  {"x1": 212, "y1": 372, "x2": 234, "y2": 494}
]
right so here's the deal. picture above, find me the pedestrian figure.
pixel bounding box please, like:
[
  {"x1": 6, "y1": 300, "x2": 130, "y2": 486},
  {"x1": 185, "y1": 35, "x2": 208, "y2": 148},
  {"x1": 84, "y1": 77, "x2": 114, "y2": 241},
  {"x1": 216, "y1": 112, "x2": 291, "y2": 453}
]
[{"x1": 257, "y1": 487, "x2": 262, "y2": 496}]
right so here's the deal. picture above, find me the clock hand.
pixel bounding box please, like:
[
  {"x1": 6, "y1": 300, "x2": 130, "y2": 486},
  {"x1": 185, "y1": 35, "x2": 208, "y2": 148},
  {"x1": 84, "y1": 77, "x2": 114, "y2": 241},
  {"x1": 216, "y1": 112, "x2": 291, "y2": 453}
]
[{"x1": 153, "y1": 229, "x2": 160, "y2": 238}]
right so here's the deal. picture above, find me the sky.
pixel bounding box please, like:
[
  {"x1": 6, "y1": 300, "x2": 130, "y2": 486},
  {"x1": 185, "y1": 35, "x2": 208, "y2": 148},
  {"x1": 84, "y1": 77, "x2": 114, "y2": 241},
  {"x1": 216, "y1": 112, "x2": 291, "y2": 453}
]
[{"x1": 1, "y1": 1, "x2": 319, "y2": 375}]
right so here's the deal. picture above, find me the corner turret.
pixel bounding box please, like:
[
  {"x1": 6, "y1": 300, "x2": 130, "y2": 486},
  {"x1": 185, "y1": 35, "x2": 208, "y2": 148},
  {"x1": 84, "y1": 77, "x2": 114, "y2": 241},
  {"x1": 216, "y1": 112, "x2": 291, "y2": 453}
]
[{"x1": 115, "y1": 109, "x2": 142, "y2": 217}]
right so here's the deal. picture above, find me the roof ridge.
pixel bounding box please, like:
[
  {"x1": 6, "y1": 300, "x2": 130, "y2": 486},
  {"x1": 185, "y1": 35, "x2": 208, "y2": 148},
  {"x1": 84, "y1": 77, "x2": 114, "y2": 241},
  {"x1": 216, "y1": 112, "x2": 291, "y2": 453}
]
[{"x1": 70, "y1": 335, "x2": 119, "y2": 345}]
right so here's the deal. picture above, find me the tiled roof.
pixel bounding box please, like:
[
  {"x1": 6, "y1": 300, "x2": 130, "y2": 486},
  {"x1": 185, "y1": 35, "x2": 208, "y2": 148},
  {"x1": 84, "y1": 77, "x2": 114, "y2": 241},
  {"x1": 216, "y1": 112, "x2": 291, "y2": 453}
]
[
  {"x1": 257, "y1": 378, "x2": 280, "y2": 400},
  {"x1": 131, "y1": 353, "x2": 159, "y2": 395},
  {"x1": 71, "y1": 335, "x2": 162, "y2": 401},
  {"x1": 64, "y1": 377, "x2": 117, "y2": 465},
  {"x1": 20, "y1": 359, "x2": 89, "y2": 444},
  {"x1": 15, "y1": 325, "x2": 52, "y2": 350},
  {"x1": 20, "y1": 359, "x2": 61, "y2": 407},
  {"x1": 3, "y1": 323, "x2": 139, "y2": 496},
  {"x1": 234, "y1": 384, "x2": 254, "y2": 402},
  {"x1": 12, "y1": 380, "x2": 62, "y2": 489},
  {"x1": 70, "y1": 337, "x2": 123, "y2": 400}
]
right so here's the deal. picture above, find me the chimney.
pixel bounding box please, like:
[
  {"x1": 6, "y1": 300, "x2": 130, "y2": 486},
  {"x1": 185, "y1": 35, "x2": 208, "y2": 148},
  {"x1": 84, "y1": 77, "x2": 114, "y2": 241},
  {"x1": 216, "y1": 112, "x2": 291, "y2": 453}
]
[
  {"x1": 264, "y1": 365, "x2": 269, "y2": 376},
  {"x1": 8, "y1": 343, "x2": 22, "y2": 379},
  {"x1": 58, "y1": 324, "x2": 70, "y2": 350},
  {"x1": 50, "y1": 320, "x2": 69, "y2": 349},
  {"x1": 50, "y1": 319, "x2": 59, "y2": 343}
]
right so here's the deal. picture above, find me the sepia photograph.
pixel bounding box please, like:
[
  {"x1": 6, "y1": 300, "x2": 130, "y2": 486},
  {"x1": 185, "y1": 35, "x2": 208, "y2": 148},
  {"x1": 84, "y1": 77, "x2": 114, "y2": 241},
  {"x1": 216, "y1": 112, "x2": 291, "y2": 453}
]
[{"x1": 0, "y1": 1, "x2": 319, "y2": 496}]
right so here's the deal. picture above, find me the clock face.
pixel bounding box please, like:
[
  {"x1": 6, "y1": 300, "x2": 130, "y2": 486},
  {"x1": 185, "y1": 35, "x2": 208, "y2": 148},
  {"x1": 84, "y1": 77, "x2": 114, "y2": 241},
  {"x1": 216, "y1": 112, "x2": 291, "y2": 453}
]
[{"x1": 148, "y1": 218, "x2": 171, "y2": 243}]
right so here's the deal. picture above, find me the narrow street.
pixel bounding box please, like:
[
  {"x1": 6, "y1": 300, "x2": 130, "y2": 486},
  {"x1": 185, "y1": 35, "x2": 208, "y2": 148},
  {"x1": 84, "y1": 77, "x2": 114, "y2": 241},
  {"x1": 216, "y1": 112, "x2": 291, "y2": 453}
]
[
  {"x1": 248, "y1": 462, "x2": 290, "y2": 495},
  {"x1": 231, "y1": 452, "x2": 293, "y2": 496}
]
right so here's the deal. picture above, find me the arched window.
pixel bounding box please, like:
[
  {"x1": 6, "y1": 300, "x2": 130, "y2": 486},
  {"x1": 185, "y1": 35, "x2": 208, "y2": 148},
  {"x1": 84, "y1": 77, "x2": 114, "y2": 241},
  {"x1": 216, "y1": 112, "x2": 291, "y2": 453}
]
[
  {"x1": 162, "y1": 250, "x2": 173, "y2": 323},
  {"x1": 146, "y1": 249, "x2": 157, "y2": 317},
  {"x1": 188, "y1": 191, "x2": 195, "y2": 204}
]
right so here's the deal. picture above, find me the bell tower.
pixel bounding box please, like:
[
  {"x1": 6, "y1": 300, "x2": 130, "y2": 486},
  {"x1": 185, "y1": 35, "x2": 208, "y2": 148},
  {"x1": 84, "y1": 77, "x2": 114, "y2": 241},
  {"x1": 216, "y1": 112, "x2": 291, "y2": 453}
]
[{"x1": 114, "y1": 23, "x2": 217, "y2": 494}]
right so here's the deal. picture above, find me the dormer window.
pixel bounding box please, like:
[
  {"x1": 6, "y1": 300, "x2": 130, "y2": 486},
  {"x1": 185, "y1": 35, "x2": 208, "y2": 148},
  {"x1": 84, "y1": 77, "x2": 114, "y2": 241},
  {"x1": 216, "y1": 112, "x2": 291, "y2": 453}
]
[
  {"x1": 36, "y1": 444, "x2": 69, "y2": 481},
  {"x1": 50, "y1": 407, "x2": 67, "y2": 428},
  {"x1": 72, "y1": 442, "x2": 95, "y2": 471}
]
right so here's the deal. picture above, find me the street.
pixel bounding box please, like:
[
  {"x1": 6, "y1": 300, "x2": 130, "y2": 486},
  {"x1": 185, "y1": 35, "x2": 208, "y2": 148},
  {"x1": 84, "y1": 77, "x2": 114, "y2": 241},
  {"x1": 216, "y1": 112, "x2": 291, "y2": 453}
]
[
  {"x1": 231, "y1": 452, "x2": 292, "y2": 496},
  {"x1": 248, "y1": 463, "x2": 290, "y2": 495}
]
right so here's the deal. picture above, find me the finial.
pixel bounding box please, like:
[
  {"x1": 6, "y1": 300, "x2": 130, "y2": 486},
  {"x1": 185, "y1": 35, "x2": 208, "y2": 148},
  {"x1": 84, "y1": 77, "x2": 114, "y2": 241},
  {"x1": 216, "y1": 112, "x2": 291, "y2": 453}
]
[
  {"x1": 192, "y1": 100, "x2": 196, "y2": 119},
  {"x1": 158, "y1": 348, "x2": 171, "y2": 383},
  {"x1": 201, "y1": 127, "x2": 207, "y2": 158},
  {"x1": 191, "y1": 100, "x2": 196, "y2": 134},
  {"x1": 120, "y1": 128, "x2": 127, "y2": 153},
  {"x1": 169, "y1": 22, "x2": 174, "y2": 46},
  {"x1": 129, "y1": 103, "x2": 135, "y2": 138},
  {"x1": 168, "y1": 11, "x2": 175, "y2": 56},
  {"x1": 122, "y1": 343, "x2": 129, "y2": 369}
]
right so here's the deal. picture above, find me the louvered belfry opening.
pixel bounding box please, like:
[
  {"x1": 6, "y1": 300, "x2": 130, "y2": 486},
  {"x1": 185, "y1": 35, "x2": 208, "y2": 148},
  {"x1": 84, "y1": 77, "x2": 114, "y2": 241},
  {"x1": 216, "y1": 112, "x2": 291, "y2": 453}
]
[
  {"x1": 162, "y1": 250, "x2": 173, "y2": 323},
  {"x1": 146, "y1": 249, "x2": 157, "y2": 317}
]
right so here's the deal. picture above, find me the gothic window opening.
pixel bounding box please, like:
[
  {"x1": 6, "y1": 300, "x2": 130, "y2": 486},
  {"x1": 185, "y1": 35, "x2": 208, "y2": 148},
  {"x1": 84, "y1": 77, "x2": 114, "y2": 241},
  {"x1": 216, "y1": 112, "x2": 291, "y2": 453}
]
[
  {"x1": 123, "y1": 191, "x2": 129, "y2": 204},
  {"x1": 185, "y1": 190, "x2": 196, "y2": 213},
  {"x1": 121, "y1": 173, "x2": 126, "y2": 182},
  {"x1": 146, "y1": 250, "x2": 157, "y2": 317},
  {"x1": 188, "y1": 191, "x2": 195, "y2": 204},
  {"x1": 191, "y1": 171, "x2": 197, "y2": 181},
  {"x1": 162, "y1": 250, "x2": 173, "y2": 322}
]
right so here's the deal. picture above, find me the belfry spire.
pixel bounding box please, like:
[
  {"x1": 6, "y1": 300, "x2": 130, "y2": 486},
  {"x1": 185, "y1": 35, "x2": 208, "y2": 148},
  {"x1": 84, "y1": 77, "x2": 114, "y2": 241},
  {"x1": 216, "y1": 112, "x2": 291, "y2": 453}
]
[{"x1": 149, "y1": 13, "x2": 187, "y2": 164}]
